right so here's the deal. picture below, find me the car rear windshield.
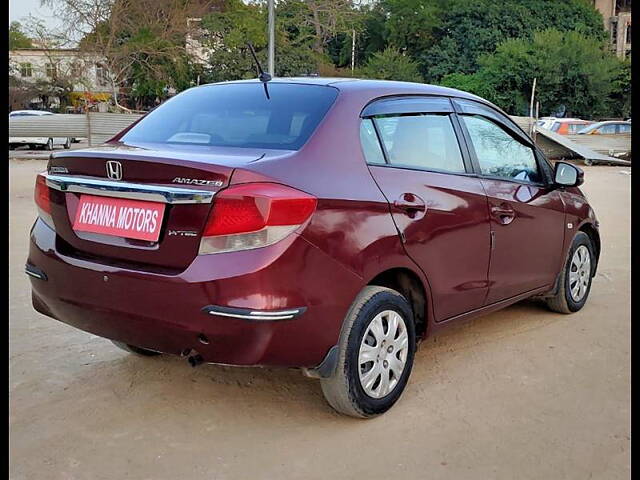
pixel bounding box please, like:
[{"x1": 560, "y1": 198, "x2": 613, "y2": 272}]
[{"x1": 121, "y1": 83, "x2": 339, "y2": 150}]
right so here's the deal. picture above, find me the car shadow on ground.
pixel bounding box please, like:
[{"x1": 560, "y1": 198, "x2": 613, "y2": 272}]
[{"x1": 53, "y1": 298, "x2": 560, "y2": 422}]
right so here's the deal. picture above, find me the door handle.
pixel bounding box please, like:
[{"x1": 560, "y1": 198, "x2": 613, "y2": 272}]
[
  {"x1": 393, "y1": 193, "x2": 426, "y2": 215},
  {"x1": 490, "y1": 203, "x2": 515, "y2": 225}
]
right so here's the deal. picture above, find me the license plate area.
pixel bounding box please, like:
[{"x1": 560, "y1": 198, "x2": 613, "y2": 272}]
[{"x1": 73, "y1": 194, "x2": 166, "y2": 242}]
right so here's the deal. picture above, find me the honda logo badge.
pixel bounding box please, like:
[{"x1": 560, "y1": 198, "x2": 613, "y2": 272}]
[{"x1": 106, "y1": 161, "x2": 123, "y2": 180}]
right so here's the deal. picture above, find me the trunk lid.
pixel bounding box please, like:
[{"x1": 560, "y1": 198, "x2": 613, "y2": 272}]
[{"x1": 45, "y1": 143, "x2": 271, "y2": 273}]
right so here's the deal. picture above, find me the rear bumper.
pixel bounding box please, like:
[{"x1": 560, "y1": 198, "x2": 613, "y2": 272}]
[{"x1": 27, "y1": 218, "x2": 362, "y2": 367}]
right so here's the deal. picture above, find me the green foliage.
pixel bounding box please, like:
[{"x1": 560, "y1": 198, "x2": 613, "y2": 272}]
[
  {"x1": 202, "y1": 0, "x2": 268, "y2": 49},
  {"x1": 40, "y1": 0, "x2": 628, "y2": 118},
  {"x1": 422, "y1": 0, "x2": 607, "y2": 81},
  {"x1": 440, "y1": 72, "x2": 498, "y2": 103},
  {"x1": 9, "y1": 21, "x2": 33, "y2": 49},
  {"x1": 200, "y1": 0, "x2": 321, "y2": 82},
  {"x1": 359, "y1": 47, "x2": 422, "y2": 82},
  {"x1": 443, "y1": 29, "x2": 627, "y2": 118},
  {"x1": 607, "y1": 58, "x2": 632, "y2": 119},
  {"x1": 381, "y1": 0, "x2": 446, "y2": 57}
]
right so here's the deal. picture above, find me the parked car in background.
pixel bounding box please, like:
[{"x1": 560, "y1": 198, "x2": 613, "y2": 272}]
[
  {"x1": 9, "y1": 110, "x2": 72, "y2": 150},
  {"x1": 536, "y1": 117, "x2": 557, "y2": 130},
  {"x1": 546, "y1": 118, "x2": 593, "y2": 135},
  {"x1": 27, "y1": 79, "x2": 600, "y2": 417},
  {"x1": 577, "y1": 120, "x2": 631, "y2": 135}
]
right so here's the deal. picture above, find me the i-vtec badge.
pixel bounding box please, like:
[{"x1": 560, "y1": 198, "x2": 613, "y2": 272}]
[
  {"x1": 168, "y1": 230, "x2": 198, "y2": 237},
  {"x1": 172, "y1": 177, "x2": 223, "y2": 187}
]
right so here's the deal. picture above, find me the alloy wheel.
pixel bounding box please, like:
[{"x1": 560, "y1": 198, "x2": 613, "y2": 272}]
[
  {"x1": 569, "y1": 245, "x2": 591, "y2": 302},
  {"x1": 358, "y1": 310, "x2": 409, "y2": 399}
]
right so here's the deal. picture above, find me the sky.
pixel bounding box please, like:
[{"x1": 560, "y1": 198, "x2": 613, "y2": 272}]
[{"x1": 9, "y1": 0, "x2": 62, "y2": 30}]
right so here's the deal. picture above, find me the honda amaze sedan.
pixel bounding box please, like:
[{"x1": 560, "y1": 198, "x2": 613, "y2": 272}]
[{"x1": 27, "y1": 78, "x2": 600, "y2": 417}]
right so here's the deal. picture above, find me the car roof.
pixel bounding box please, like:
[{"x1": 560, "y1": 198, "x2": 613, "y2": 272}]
[
  {"x1": 197, "y1": 76, "x2": 529, "y2": 138},
  {"x1": 204, "y1": 76, "x2": 491, "y2": 107}
]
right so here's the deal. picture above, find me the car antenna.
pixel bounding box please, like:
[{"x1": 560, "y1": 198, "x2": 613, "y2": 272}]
[{"x1": 246, "y1": 42, "x2": 271, "y2": 99}]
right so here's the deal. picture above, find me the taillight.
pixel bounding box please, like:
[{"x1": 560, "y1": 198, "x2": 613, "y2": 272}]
[
  {"x1": 35, "y1": 173, "x2": 51, "y2": 214},
  {"x1": 34, "y1": 173, "x2": 54, "y2": 229},
  {"x1": 199, "y1": 183, "x2": 317, "y2": 254}
]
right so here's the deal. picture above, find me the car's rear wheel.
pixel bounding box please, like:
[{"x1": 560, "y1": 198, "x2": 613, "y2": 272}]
[
  {"x1": 111, "y1": 340, "x2": 162, "y2": 356},
  {"x1": 545, "y1": 232, "x2": 595, "y2": 313},
  {"x1": 45, "y1": 138, "x2": 54, "y2": 151},
  {"x1": 320, "y1": 286, "x2": 416, "y2": 418},
  {"x1": 63, "y1": 138, "x2": 71, "y2": 149}
]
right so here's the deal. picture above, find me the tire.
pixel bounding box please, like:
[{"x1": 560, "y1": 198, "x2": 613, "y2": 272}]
[
  {"x1": 45, "y1": 138, "x2": 53, "y2": 151},
  {"x1": 583, "y1": 159, "x2": 594, "y2": 166},
  {"x1": 320, "y1": 286, "x2": 416, "y2": 418},
  {"x1": 63, "y1": 138, "x2": 71, "y2": 149},
  {"x1": 111, "y1": 340, "x2": 161, "y2": 356},
  {"x1": 545, "y1": 232, "x2": 595, "y2": 313}
]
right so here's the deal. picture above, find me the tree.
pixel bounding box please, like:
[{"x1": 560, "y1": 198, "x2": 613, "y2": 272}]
[
  {"x1": 199, "y1": 0, "x2": 319, "y2": 82},
  {"x1": 442, "y1": 29, "x2": 626, "y2": 119},
  {"x1": 421, "y1": 0, "x2": 607, "y2": 82},
  {"x1": 295, "y1": 0, "x2": 361, "y2": 55},
  {"x1": 9, "y1": 17, "x2": 86, "y2": 110},
  {"x1": 607, "y1": 58, "x2": 631, "y2": 119},
  {"x1": 43, "y1": 0, "x2": 218, "y2": 110},
  {"x1": 359, "y1": 47, "x2": 422, "y2": 82},
  {"x1": 9, "y1": 21, "x2": 33, "y2": 49},
  {"x1": 381, "y1": 0, "x2": 445, "y2": 57}
]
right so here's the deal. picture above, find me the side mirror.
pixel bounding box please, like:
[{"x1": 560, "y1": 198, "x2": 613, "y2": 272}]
[{"x1": 554, "y1": 161, "x2": 584, "y2": 187}]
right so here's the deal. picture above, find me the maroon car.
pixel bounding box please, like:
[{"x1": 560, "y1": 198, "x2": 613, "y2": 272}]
[{"x1": 27, "y1": 78, "x2": 600, "y2": 417}]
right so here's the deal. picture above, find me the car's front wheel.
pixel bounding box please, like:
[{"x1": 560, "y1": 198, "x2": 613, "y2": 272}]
[
  {"x1": 545, "y1": 231, "x2": 595, "y2": 313},
  {"x1": 320, "y1": 286, "x2": 416, "y2": 418},
  {"x1": 45, "y1": 138, "x2": 54, "y2": 151}
]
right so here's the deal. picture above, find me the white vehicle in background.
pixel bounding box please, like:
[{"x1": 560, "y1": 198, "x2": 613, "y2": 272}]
[{"x1": 9, "y1": 110, "x2": 72, "y2": 150}]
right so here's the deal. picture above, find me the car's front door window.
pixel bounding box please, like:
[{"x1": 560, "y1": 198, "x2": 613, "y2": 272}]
[{"x1": 461, "y1": 115, "x2": 541, "y2": 183}]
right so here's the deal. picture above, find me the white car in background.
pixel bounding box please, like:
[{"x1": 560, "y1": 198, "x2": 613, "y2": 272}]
[{"x1": 9, "y1": 110, "x2": 72, "y2": 150}]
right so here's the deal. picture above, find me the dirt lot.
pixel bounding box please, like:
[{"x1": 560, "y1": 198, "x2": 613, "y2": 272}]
[{"x1": 9, "y1": 159, "x2": 630, "y2": 480}]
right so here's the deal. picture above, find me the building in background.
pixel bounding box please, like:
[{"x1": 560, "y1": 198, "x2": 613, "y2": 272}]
[
  {"x1": 593, "y1": 0, "x2": 631, "y2": 59},
  {"x1": 9, "y1": 47, "x2": 111, "y2": 111}
]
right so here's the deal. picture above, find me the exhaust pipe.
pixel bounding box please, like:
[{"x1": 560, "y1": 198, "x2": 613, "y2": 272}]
[{"x1": 188, "y1": 354, "x2": 204, "y2": 367}]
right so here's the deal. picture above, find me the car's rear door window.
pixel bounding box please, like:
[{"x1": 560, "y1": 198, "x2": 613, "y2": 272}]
[
  {"x1": 359, "y1": 119, "x2": 386, "y2": 165},
  {"x1": 372, "y1": 114, "x2": 466, "y2": 173}
]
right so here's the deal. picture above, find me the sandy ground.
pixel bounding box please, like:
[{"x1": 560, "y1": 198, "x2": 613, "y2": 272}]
[{"x1": 9, "y1": 159, "x2": 630, "y2": 480}]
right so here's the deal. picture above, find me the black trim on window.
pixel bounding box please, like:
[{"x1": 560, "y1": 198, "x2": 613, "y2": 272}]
[
  {"x1": 449, "y1": 113, "x2": 476, "y2": 175},
  {"x1": 370, "y1": 117, "x2": 390, "y2": 164},
  {"x1": 452, "y1": 98, "x2": 533, "y2": 147},
  {"x1": 361, "y1": 95, "x2": 454, "y2": 117}
]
